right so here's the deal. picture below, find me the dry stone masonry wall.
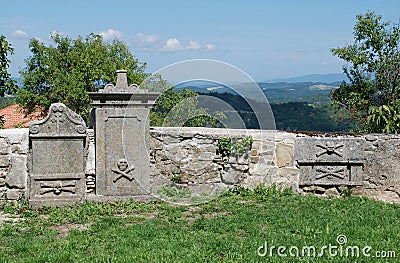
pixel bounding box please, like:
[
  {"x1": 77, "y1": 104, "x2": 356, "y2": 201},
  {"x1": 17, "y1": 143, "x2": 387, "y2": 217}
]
[
  {"x1": 1, "y1": 124, "x2": 400, "y2": 205},
  {"x1": 149, "y1": 127, "x2": 400, "y2": 203},
  {"x1": 0, "y1": 129, "x2": 29, "y2": 203}
]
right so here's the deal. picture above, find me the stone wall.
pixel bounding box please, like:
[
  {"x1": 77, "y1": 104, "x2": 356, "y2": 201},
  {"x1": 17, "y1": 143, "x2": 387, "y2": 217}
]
[
  {"x1": 149, "y1": 128, "x2": 299, "y2": 196},
  {"x1": 0, "y1": 128, "x2": 29, "y2": 202},
  {"x1": 0, "y1": 127, "x2": 399, "y2": 205},
  {"x1": 149, "y1": 127, "x2": 400, "y2": 203}
]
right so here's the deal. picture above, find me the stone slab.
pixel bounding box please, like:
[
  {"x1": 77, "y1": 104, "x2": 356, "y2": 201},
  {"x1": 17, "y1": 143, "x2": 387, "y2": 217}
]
[
  {"x1": 29, "y1": 103, "x2": 86, "y2": 207},
  {"x1": 295, "y1": 137, "x2": 364, "y2": 163},
  {"x1": 95, "y1": 107, "x2": 151, "y2": 196}
]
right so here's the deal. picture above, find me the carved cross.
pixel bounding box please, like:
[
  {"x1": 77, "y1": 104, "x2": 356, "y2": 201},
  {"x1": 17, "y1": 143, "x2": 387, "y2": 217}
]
[
  {"x1": 51, "y1": 106, "x2": 66, "y2": 133},
  {"x1": 40, "y1": 181, "x2": 76, "y2": 195},
  {"x1": 315, "y1": 167, "x2": 345, "y2": 180},
  {"x1": 316, "y1": 141, "x2": 344, "y2": 157}
]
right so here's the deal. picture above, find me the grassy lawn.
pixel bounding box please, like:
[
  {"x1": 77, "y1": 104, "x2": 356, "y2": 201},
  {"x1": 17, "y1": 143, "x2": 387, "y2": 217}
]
[{"x1": 0, "y1": 186, "x2": 399, "y2": 262}]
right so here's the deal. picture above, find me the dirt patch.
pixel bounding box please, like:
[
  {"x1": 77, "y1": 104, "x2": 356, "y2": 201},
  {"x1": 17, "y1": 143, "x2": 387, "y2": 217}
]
[{"x1": 48, "y1": 223, "x2": 90, "y2": 238}]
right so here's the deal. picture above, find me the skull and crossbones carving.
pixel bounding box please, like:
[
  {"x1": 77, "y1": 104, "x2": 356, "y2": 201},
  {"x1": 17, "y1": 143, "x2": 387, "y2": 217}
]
[
  {"x1": 40, "y1": 181, "x2": 76, "y2": 195},
  {"x1": 315, "y1": 166, "x2": 345, "y2": 180},
  {"x1": 316, "y1": 141, "x2": 344, "y2": 157},
  {"x1": 112, "y1": 159, "x2": 135, "y2": 183}
]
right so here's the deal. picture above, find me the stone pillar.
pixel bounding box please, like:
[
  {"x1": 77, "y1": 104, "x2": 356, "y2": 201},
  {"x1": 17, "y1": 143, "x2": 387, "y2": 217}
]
[{"x1": 88, "y1": 70, "x2": 159, "y2": 199}]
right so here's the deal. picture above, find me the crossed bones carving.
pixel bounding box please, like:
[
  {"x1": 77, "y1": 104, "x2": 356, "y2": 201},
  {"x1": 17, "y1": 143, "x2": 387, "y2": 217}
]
[
  {"x1": 112, "y1": 159, "x2": 135, "y2": 183},
  {"x1": 316, "y1": 142, "x2": 344, "y2": 157},
  {"x1": 315, "y1": 167, "x2": 345, "y2": 180},
  {"x1": 40, "y1": 181, "x2": 76, "y2": 195}
]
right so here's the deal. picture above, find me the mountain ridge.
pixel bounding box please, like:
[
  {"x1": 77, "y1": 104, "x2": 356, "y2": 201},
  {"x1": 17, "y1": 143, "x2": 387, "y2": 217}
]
[{"x1": 266, "y1": 73, "x2": 346, "y2": 83}]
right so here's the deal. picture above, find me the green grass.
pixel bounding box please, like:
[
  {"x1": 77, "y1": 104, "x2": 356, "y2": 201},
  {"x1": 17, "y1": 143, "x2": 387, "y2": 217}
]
[{"x1": 0, "y1": 187, "x2": 399, "y2": 262}]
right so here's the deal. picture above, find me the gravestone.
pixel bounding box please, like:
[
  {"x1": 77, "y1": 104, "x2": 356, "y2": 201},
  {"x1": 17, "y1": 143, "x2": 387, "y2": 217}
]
[
  {"x1": 295, "y1": 137, "x2": 364, "y2": 186},
  {"x1": 88, "y1": 70, "x2": 159, "y2": 198},
  {"x1": 29, "y1": 103, "x2": 87, "y2": 207}
]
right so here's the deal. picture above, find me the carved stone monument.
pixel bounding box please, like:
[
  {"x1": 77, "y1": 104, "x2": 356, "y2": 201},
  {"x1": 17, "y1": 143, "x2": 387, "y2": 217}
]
[
  {"x1": 29, "y1": 103, "x2": 87, "y2": 207},
  {"x1": 88, "y1": 70, "x2": 159, "y2": 198},
  {"x1": 295, "y1": 137, "x2": 364, "y2": 186}
]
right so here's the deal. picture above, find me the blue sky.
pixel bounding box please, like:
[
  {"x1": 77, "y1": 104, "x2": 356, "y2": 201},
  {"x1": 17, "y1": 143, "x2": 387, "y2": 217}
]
[{"x1": 1, "y1": 0, "x2": 399, "y2": 81}]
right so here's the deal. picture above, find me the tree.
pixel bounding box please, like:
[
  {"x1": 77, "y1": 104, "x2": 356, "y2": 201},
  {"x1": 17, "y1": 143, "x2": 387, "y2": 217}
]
[
  {"x1": 150, "y1": 87, "x2": 225, "y2": 127},
  {"x1": 0, "y1": 35, "x2": 17, "y2": 96},
  {"x1": 17, "y1": 33, "x2": 148, "y2": 120},
  {"x1": 331, "y1": 11, "x2": 400, "y2": 133}
]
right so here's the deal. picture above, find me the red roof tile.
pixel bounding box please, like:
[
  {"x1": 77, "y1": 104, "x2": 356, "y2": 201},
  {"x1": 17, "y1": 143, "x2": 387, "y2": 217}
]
[{"x1": 0, "y1": 104, "x2": 42, "y2": 129}]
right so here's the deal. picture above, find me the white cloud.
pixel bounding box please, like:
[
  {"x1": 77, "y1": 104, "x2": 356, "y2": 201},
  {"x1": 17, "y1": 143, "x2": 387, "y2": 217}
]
[
  {"x1": 160, "y1": 38, "x2": 216, "y2": 52},
  {"x1": 205, "y1": 43, "x2": 216, "y2": 51},
  {"x1": 162, "y1": 38, "x2": 183, "y2": 51},
  {"x1": 99, "y1": 29, "x2": 122, "y2": 40},
  {"x1": 133, "y1": 33, "x2": 216, "y2": 52},
  {"x1": 11, "y1": 30, "x2": 29, "y2": 39},
  {"x1": 322, "y1": 61, "x2": 328, "y2": 65},
  {"x1": 187, "y1": 41, "x2": 201, "y2": 50},
  {"x1": 136, "y1": 33, "x2": 159, "y2": 44}
]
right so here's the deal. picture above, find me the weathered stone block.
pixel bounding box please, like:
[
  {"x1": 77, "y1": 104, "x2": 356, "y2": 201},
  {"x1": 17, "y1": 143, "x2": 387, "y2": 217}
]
[
  {"x1": 0, "y1": 155, "x2": 9, "y2": 168},
  {"x1": 295, "y1": 137, "x2": 364, "y2": 187},
  {"x1": 295, "y1": 137, "x2": 364, "y2": 162},
  {"x1": 221, "y1": 171, "x2": 239, "y2": 185},
  {"x1": 6, "y1": 154, "x2": 27, "y2": 189},
  {"x1": 276, "y1": 143, "x2": 294, "y2": 167},
  {"x1": 278, "y1": 167, "x2": 299, "y2": 177},
  {"x1": 6, "y1": 189, "x2": 22, "y2": 200},
  {"x1": 0, "y1": 138, "x2": 9, "y2": 154},
  {"x1": 298, "y1": 164, "x2": 363, "y2": 186},
  {"x1": 324, "y1": 187, "x2": 339, "y2": 196}
]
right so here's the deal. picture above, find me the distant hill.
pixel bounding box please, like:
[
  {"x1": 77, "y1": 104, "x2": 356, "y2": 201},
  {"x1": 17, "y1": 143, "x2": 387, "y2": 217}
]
[
  {"x1": 176, "y1": 80, "x2": 339, "y2": 104},
  {"x1": 267, "y1": 73, "x2": 347, "y2": 83}
]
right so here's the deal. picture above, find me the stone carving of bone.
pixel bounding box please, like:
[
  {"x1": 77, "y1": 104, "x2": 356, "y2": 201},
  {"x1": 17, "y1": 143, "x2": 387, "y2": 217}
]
[
  {"x1": 315, "y1": 166, "x2": 345, "y2": 180},
  {"x1": 112, "y1": 159, "x2": 135, "y2": 183},
  {"x1": 316, "y1": 141, "x2": 344, "y2": 157},
  {"x1": 40, "y1": 181, "x2": 76, "y2": 195}
]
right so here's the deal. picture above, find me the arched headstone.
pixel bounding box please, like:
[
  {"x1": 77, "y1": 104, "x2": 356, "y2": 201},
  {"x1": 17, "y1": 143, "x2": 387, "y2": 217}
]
[{"x1": 29, "y1": 103, "x2": 86, "y2": 207}]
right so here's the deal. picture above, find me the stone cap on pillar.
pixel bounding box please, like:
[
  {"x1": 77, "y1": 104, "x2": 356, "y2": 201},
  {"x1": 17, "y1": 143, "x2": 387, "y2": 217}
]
[{"x1": 88, "y1": 70, "x2": 160, "y2": 108}]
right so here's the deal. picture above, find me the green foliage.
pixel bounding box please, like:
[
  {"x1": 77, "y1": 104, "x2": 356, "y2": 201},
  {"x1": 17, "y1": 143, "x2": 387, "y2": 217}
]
[
  {"x1": 340, "y1": 187, "x2": 353, "y2": 198},
  {"x1": 17, "y1": 33, "x2": 147, "y2": 121},
  {"x1": 216, "y1": 137, "x2": 232, "y2": 157},
  {"x1": 151, "y1": 87, "x2": 226, "y2": 127},
  {"x1": 0, "y1": 96, "x2": 16, "y2": 109},
  {"x1": 201, "y1": 91, "x2": 357, "y2": 132},
  {"x1": 171, "y1": 174, "x2": 182, "y2": 184},
  {"x1": 217, "y1": 135, "x2": 253, "y2": 157},
  {"x1": 367, "y1": 101, "x2": 400, "y2": 133},
  {"x1": 0, "y1": 35, "x2": 17, "y2": 96},
  {"x1": 158, "y1": 184, "x2": 192, "y2": 201},
  {"x1": 331, "y1": 11, "x2": 400, "y2": 133},
  {"x1": 224, "y1": 184, "x2": 293, "y2": 199}
]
